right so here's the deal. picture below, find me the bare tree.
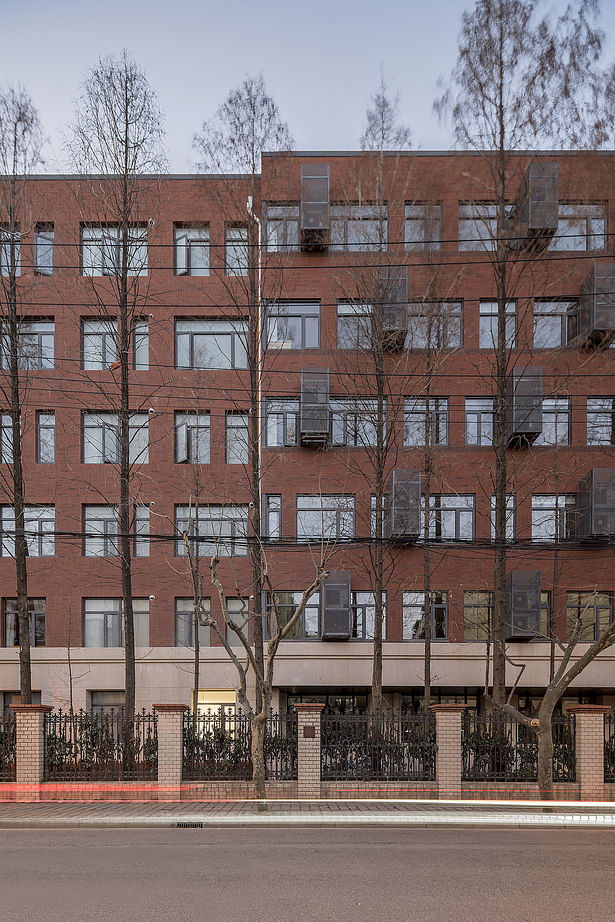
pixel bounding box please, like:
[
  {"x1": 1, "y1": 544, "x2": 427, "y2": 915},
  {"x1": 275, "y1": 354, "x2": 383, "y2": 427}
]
[
  {"x1": 0, "y1": 86, "x2": 44, "y2": 703},
  {"x1": 66, "y1": 51, "x2": 167, "y2": 719},
  {"x1": 360, "y1": 71, "x2": 412, "y2": 151},
  {"x1": 435, "y1": 0, "x2": 604, "y2": 706}
]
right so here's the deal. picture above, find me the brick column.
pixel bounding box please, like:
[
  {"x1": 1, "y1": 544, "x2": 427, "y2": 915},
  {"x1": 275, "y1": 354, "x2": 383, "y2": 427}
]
[
  {"x1": 12, "y1": 705, "x2": 53, "y2": 789},
  {"x1": 154, "y1": 704, "x2": 188, "y2": 790},
  {"x1": 566, "y1": 704, "x2": 611, "y2": 802},
  {"x1": 295, "y1": 703, "x2": 324, "y2": 799},
  {"x1": 430, "y1": 704, "x2": 466, "y2": 800}
]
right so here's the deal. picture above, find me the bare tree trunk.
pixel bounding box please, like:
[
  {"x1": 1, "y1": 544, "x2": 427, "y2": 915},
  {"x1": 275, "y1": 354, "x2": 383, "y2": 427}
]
[
  {"x1": 251, "y1": 703, "x2": 269, "y2": 799},
  {"x1": 370, "y1": 335, "x2": 386, "y2": 713}
]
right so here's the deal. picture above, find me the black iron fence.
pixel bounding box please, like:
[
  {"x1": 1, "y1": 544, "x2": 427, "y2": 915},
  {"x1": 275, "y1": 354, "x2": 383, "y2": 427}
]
[
  {"x1": 321, "y1": 712, "x2": 436, "y2": 781},
  {"x1": 605, "y1": 715, "x2": 615, "y2": 783},
  {"x1": 462, "y1": 712, "x2": 576, "y2": 783},
  {"x1": 44, "y1": 709, "x2": 158, "y2": 781},
  {"x1": 183, "y1": 710, "x2": 298, "y2": 781},
  {"x1": 0, "y1": 710, "x2": 16, "y2": 781}
]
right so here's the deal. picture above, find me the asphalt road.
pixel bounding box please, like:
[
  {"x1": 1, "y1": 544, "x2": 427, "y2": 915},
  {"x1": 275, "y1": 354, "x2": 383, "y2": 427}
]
[{"x1": 1, "y1": 827, "x2": 613, "y2": 921}]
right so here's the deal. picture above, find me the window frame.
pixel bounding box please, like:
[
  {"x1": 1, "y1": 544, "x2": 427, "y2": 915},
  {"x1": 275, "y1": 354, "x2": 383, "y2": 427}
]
[
  {"x1": 566, "y1": 591, "x2": 613, "y2": 642},
  {"x1": 296, "y1": 494, "x2": 355, "y2": 543},
  {"x1": 175, "y1": 319, "x2": 248, "y2": 370},
  {"x1": 81, "y1": 224, "x2": 148, "y2": 277},
  {"x1": 266, "y1": 301, "x2": 320, "y2": 350},
  {"x1": 264, "y1": 590, "x2": 321, "y2": 641},
  {"x1": 36, "y1": 410, "x2": 55, "y2": 463},
  {"x1": 586, "y1": 397, "x2": 615, "y2": 446},
  {"x1": 225, "y1": 225, "x2": 248, "y2": 276},
  {"x1": 225, "y1": 412, "x2": 249, "y2": 464},
  {"x1": 534, "y1": 397, "x2": 570, "y2": 447},
  {"x1": 0, "y1": 320, "x2": 54, "y2": 370},
  {"x1": 3, "y1": 598, "x2": 45, "y2": 647},
  {"x1": 174, "y1": 412, "x2": 210, "y2": 464},
  {"x1": 402, "y1": 591, "x2": 448, "y2": 640},
  {"x1": 330, "y1": 203, "x2": 388, "y2": 252},
  {"x1": 264, "y1": 398, "x2": 299, "y2": 448},
  {"x1": 549, "y1": 204, "x2": 606, "y2": 252},
  {"x1": 404, "y1": 397, "x2": 448, "y2": 447},
  {"x1": 479, "y1": 300, "x2": 517, "y2": 349},
  {"x1": 404, "y1": 203, "x2": 442, "y2": 251},
  {"x1": 407, "y1": 301, "x2": 463, "y2": 350},
  {"x1": 531, "y1": 494, "x2": 577, "y2": 542},
  {"x1": 329, "y1": 397, "x2": 380, "y2": 447},
  {"x1": 533, "y1": 300, "x2": 578, "y2": 349},
  {"x1": 83, "y1": 598, "x2": 149, "y2": 647},
  {"x1": 34, "y1": 224, "x2": 54, "y2": 276},
  {"x1": 425, "y1": 494, "x2": 475, "y2": 541},
  {"x1": 175, "y1": 597, "x2": 211, "y2": 648},
  {"x1": 0, "y1": 505, "x2": 55, "y2": 558},
  {"x1": 82, "y1": 412, "x2": 149, "y2": 465},
  {"x1": 175, "y1": 504, "x2": 249, "y2": 558},
  {"x1": 465, "y1": 398, "x2": 495, "y2": 446}
]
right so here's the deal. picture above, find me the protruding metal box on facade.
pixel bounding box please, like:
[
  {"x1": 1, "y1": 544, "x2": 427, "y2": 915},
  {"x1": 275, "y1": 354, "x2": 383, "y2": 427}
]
[
  {"x1": 506, "y1": 570, "x2": 541, "y2": 641},
  {"x1": 380, "y1": 266, "x2": 408, "y2": 350},
  {"x1": 579, "y1": 468, "x2": 615, "y2": 540},
  {"x1": 517, "y1": 162, "x2": 558, "y2": 253},
  {"x1": 300, "y1": 368, "x2": 330, "y2": 446},
  {"x1": 384, "y1": 469, "x2": 421, "y2": 540},
  {"x1": 506, "y1": 367, "x2": 543, "y2": 447},
  {"x1": 579, "y1": 263, "x2": 615, "y2": 348},
  {"x1": 300, "y1": 164, "x2": 330, "y2": 251},
  {"x1": 321, "y1": 570, "x2": 351, "y2": 640}
]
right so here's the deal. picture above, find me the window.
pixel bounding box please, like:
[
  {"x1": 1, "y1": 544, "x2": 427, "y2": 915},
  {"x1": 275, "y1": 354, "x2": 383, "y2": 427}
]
[
  {"x1": 404, "y1": 398, "x2": 448, "y2": 447},
  {"x1": 566, "y1": 591, "x2": 612, "y2": 641},
  {"x1": 490, "y1": 495, "x2": 516, "y2": 542},
  {"x1": 175, "y1": 413, "x2": 210, "y2": 463},
  {"x1": 175, "y1": 505, "x2": 249, "y2": 557},
  {"x1": 264, "y1": 203, "x2": 299, "y2": 252},
  {"x1": 225, "y1": 226, "x2": 248, "y2": 276},
  {"x1": 175, "y1": 598, "x2": 211, "y2": 648},
  {"x1": 82, "y1": 319, "x2": 117, "y2": 369},
  {"x1": 0, "y1": 414, "x2": 13, "y2": 463},
  {"x1": 34, "y1": 224, "x2": 54, "y2": 275},
  {"x1": 531, "y1": 495, "x2": 576, "y2": 542},
  {"x1": 90, "y1": 691, "x2": 125, "y2": 715},
  {"x1": 267, "y1": 301, "x2": 319, "y2": 350},
  {"x1": 458, "y1": 203, "x2": 499, "y2": 251},
  {"x1": 82, "y1": 413, "x2": 149, "y2": 464},
  {"x1": 262, "y1": 495, "x2": 281, "y2": 540},
  {"x1": 265, "y1": 590, "x2": 320, "y2": 640},
  {"x1": 330, "y1": 398, "x2": 379, "y2": 447},
  {"x1": 133, "y1": 319, "x2": 149, "y2": 370},
  {"x1": 549, "y1": 204, "x2": 606, "y2": 252},
  {"x1": 83, "y1": 598, "x2": 149, "y2": 647},
  {"x1": 405, "y1": 203, "x2": 442, "y2": 251},
  {"x1": 402, "y1": 591, "x2": 448, "y2": 640},
  {"x1": 226, "y1": 412, "x2": 249, "y2": 464},
  {"x1": 175, "y1": 319, "x2": 247, "y2": 369},
  {"x1": 83, "y1": 505, "x2": 149, "y2": 557},
  {"x1": 0, "y1": 505, "x2": 54, "y2": 557},
  {"x1": 337, "y1": 302, "x2": 372, "y2": 349},
  {"x1": 463, "y1": 591, "x2": 491, "y2": 641},
  {"x1": 533, "y1": 301, "x2": 577, "y2": 348},
  {"x1": 296, "y1": 495, "x2": 354, "y2": 542},
  {"x1": 0, "y1": 320, "x2": 54, "y2": 370},
  {"x1": 425, "y1": 495, "x2": 474, "y2": 541},
  {"x1": 465, "y1": 398, "x2": 494, "y2": 446},
  {"x1": 0, "y1": 229, "x2": 20, "y2": 275},
  {"x1": 226, "y1": 598, "x2": 249, "y2": 647},
  {"x1": 407, "y1": 301, "x2": 462, "y2": 349},
  {"x1": 3, "y1": 599, "x2": 45, "y2": 647},
  {"x1": 351, "y1": 592, "x2": 386, "y2": 641},
  {"x1": 36, "y1": 411, "x2": 55, "y2": 463},
  {"x1": 534, "y1": 398, "x2": 570, "y2": 446},
  {"x1": 587, "y1": 398, "x2": 615, "y2": 445},
  {"x1": 264, "y1": 399, "x2": 299, "y2": 447},
  {"x1": 174, "y1": 226, "x2": 209, "y2": 276},
  {"x1": 81, "y1": 225, "x2": 147, "y2": 276},
  {"x1": 330, "y1": 204, "x2": 387, "y2": 251},
  {"x1": 479, "y1": 301, "x2": 516, "y2": 349}
]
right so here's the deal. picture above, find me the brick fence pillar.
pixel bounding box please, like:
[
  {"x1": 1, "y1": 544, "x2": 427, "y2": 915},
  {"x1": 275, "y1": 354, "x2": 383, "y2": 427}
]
[
  {"x1": 154, "y1": 704, "x2": 188, "y2": 790},
  {"x1": 430, "y1": 704, "x2": 466, "y2": 800},
  {"x1": 565, "y1": 704, "x2": 611, "y2": 802},
  {"x1": 12, "y1": 705, "x2": 53, "y2": 789},
  {"x1": 295, "y1": 703, "x2": 324, "y2": 799}
]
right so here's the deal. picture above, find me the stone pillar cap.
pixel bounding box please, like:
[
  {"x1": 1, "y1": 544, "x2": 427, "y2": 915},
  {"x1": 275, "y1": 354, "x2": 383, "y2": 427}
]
[
  {"x1": 564, "y1": 704, "x2": 612, "y2": 714},
  {"x1": 153, "y1": 704, "x2": 189, "y2": 711},
  {"x1": 429, "y1": 703, "x2": 467, "y2": 712},
  {"x1": 293, "y1": 702, "x2": 325, "y2": 711}
]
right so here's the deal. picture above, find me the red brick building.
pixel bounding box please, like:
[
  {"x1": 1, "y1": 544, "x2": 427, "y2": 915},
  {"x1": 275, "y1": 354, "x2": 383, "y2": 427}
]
[{"x1": 1, "y1": 150, "x2": 615, "y2": 714}]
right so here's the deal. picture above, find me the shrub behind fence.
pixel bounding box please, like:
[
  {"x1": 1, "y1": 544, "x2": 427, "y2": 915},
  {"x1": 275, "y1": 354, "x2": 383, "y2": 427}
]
[
  {"x1": 183, "y1": 710, "x2": 298, "y2": 781},
  {"x1": 321, "y1": 713, "x2": 436, "y2": 781},
  {"x1": 605, "y1": 715, "x2": 615, "y2": 783},
  {"x1": 44, "y1": 709, "x2": 158, "y2": 782},
  {"x1": 462, "y1": 712, "x2": 576, "y2": 783},
  {"x1": 0, "y1": 710, "x2": 16, "y2": 782}
]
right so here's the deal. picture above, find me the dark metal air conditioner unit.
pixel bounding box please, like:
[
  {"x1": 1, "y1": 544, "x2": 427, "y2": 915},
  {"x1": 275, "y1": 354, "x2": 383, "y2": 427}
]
[
  {"x1": 578, "y1": 468, "x2": 615, "y2": 541},
  {"x1": 300, "y1": 368, "x2": 329, "y2": 446},
  {"x1": 380, "y1": 266, "x2": 408, "y2": 350},
  {"x1": 517, "y1": 162, "x2": 558, "y2": 253},
  {"x1": 384, "y1": 469, "x2": 421, "y2": 541},
  {"x1": 321, "y1": 571, "x2": 351, "y2": 640},
  {"x1": 300, "y1": 163, "x2": 330, "y2": 251},
  {"x1": 579, "y1": 263, "x2": 615, "y2": 349},
  {"x1": 506, "y1": 367, "x2": 543, "y2": 448},
  {"x1": 506, "y1": 570, "x2": 541, "y2": 641}
]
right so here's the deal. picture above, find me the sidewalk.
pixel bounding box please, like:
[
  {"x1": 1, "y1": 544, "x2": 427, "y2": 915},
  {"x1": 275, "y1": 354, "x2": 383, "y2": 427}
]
[{"x1": 1, "y1": 798, "x2": 615, "y2": 828}]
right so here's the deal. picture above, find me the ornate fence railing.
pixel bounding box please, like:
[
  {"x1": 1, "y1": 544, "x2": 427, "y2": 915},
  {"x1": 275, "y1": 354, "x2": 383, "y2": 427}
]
[
  {"x1": 320, "y1": 713, "x2": 436, "y2": 781},
  {"x1": 44, "y1": 709, "x2": 158, "y2": 781},
  {"x1": 183, "y1": 710, "x2": 298, "y2": 782},
  {"x1": 604, "y1": 715, "x2": 615, "y2": 783},
  {"x1": 462, "y1": 712, "x2": 575, "y2": 783},
  {"x1": 0, "y1": 710, "x2": 16, "y2": 781}
]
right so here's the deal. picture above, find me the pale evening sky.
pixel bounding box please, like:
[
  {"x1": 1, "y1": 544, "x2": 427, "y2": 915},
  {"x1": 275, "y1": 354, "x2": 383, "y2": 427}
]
[{"x1": 4, "y1": 0, "x2": 615, "y2": 172}]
